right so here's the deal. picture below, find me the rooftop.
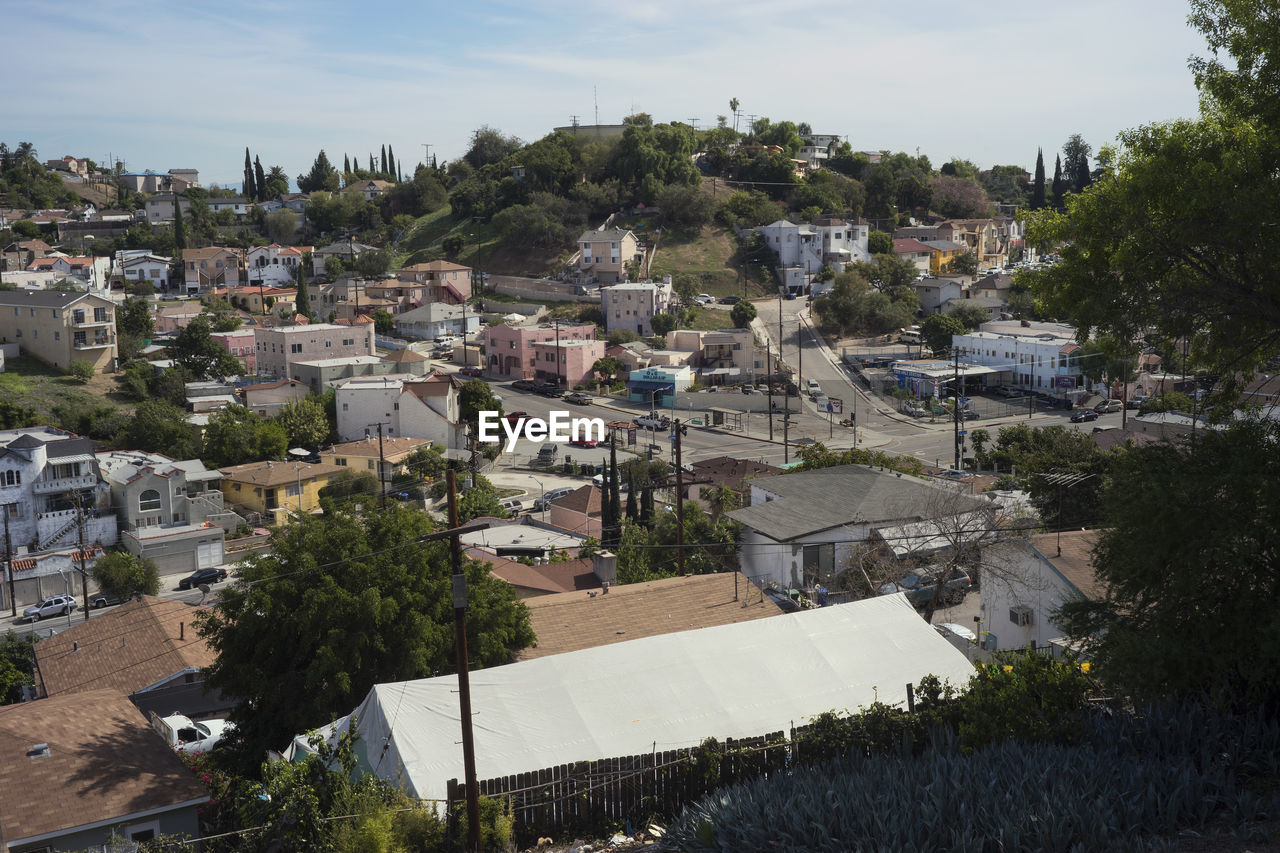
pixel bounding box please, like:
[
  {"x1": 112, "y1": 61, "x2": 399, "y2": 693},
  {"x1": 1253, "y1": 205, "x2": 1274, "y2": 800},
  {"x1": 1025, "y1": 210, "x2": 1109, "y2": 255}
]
[
  {"x1": 1029, "y1": 530, "x2": 1103, "y2": 600},
  {"x1": 219, "y1": 459, "x2": 345, "y2": 487},
  {"x1": 459, "y1": 517, "x2": 587, "y2": 553}
]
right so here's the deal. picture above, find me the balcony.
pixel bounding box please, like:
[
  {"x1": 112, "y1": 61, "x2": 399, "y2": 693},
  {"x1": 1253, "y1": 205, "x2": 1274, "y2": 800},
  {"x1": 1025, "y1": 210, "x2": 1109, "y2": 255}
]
[
  {"x1": 72, "y1": 317, "x2": 113, "y2": 328},
  {"x1": 32, "y1": 474, "x2": 98, "y2": 495},
  {"x1": 73, "y1": 335, "x2": 113, "y2": 350}
]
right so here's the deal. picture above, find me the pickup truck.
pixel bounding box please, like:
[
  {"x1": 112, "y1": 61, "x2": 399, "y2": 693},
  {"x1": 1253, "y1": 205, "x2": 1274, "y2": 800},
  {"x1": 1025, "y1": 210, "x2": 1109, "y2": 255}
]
[
  {"x1": 880, "y1": 567, "x2": 971, "y2": 609},
  {"x1": 634, "y1": 414, "x2": 671, "y2": 430},
  {"x1": 150, "y1": 712, "x2": 232, "y2": 755}
]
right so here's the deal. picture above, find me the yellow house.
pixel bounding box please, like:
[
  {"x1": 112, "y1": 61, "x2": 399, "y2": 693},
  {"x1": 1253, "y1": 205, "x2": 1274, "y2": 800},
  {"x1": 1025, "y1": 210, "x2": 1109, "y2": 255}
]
[
  {"x1": 922, "y1": 239, "x2": 967, "y2": 275},
  {"x1": 219, "y1": 459, "x2": 345, "y2": 525}
]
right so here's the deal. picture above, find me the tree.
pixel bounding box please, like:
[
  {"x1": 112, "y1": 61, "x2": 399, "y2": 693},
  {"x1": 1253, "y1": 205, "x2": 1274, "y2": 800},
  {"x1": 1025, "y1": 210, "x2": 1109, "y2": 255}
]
[
  {"x1": 655, "y1": 182, "x2": 717, "y2": 228},
  {"x1": 1031, "y1": 148, "x2": 1046, "y2": 209},
  {"x1": 649, "y1": 312, "x2": 678, "y2": 336},
  {"x1": 253, "y1": 156, "x2": 266, "y2": 202},
  {"x1": 353, "y1": 248, "x2": 391, "y2": 278},
  {"x1": 1050, "y1": 154, "x2": 1065, "y2": 209},
  {"x1": 929, "y1": 175, "x2": 990, "y2": 218},
  {"x1": 264, "y1": 209, "x2": 298, "y2": 244},
  {"x1": 441, "y1": 234, "x2": 464, "y2": 258},
  {"x1": 921, "y1": 313, "x2": 966, "y2": 355},
  {"x1": 293, "y1": 254, "x2": 313, "y2": 320},
  {"x1": 319, "y1": 469, "x2": 380, "y2": 510},
  {"x1": 458, "y1": 378, "x2": 502, "y2": 435},
  {"x1": 700, "y1": 484, "x2": 742, "y2": 524},
  {"x1": 951, "y1": 250, "x2": 979, "y2": 276},
  {"x1": 122, "y1": 400, "x2": 202, "y2": 459},
  {"x1": 203, "y1": 405, "x2": 289, "y2": 467},
  {"x1": 243, "y1": 147, "x2": 255, "y2": 200},
  {"x1": 92, "y1": 551, "x2": 160, "y2": 601},
  {"x1": 297, "y1": 150, "x2": 340, "y2": 193},
  {"x1": 1058, "y1": 417, "x2": 1280, "y2": 709},
  {"x1": 67, "y1": 360, "x2": 94, "y2": 382},
  {"x1": 1062, "y1": 133, "x2": 1092, "y2": 194},
  {"x1": 116, "y1": 297, "x2": 153, "y2": 340},
  {"x1": 947, "y1": 302, "x2": 990, "y2": 330},
  {"x1": 262, "y1": 165, "x2": 289, "y2": 199},
  {"x1": 194, "y1": 504, "x2": 535, "y2": 767},
  {"x1": 465, "y1": 126, "x2": 523, "y2": 169},
  {"x1": 380, "y1": 145, "x2": 388, "y2": 176},
  {"x1": 173, "y1": 191, "x2": 186, "y2": 253},
  {"x1": 0, "y1": 631, "x2": 37, "y2": 706},
  {"x1": 867, "y1": 230, "x2": 893, "y2": 255},
  {"x1": 730, "y1": 300, "x2": 758, "y2": 329},
  {"x1": 0, "y1": 399, "x2": 38, "y2": 430},
  {"x1": 171, "y1": 316, "x2": 241, "y2": 380},
  {"x1": 458, "y1": 473, "x2": 508, "y2": 522},
  {"x1": 850, "y1": 254, "x2": 917, "y2": 292},
  {"x1": 369, "y1": 309, "x2": 394, "y2": 335},
  {"x1": 273, "y1": 396, "x2": 331, "y2": 450},
  {"x1": 386, "y1": 144, "x2": 396, "y2": 181}
]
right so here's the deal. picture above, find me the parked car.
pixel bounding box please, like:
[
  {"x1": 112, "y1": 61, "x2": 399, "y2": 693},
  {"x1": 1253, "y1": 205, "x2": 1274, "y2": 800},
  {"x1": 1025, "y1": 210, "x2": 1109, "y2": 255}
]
[
  {"x1": 959, "y1": 408, "x2": 982, "y2": 420},
  {"x1": 718, "y1": 295, "x2": 742, "y2": 305},
  {"x1": 880, "y1": 568, "x2": 972, "y2": 608},
  {"x1": 635, "y1": 414, "x2": 671, "y2": 430},
  {"x1": 1094, "y1": 399, "x2": 1123, "y2": 413},
  {"x1": 458, "y1": 366, "x2": 483, "y2": 378},
  {"x1": 534, "y1": 382, "x2": 564, "y2": 398},
  {"x1": 565, "y1": 392, "x2": 593, "y2": 405},
  {"x1": 498, "y1": 497, "x2": 525, "y2": 514},
  {"x1": 24, "y1": 594, "x2": 77, "y2": 622},
  {"x1": 90, "y1": 591, "x2": 124, "y2": 609},
  {"x1": 512, "y1": 379, "x2": 538, "y2": 392},
  {"x1": 1127, "y1": 395, "x2": 1150, "y2": 409},
  {"x1": 806, "y1": 379, "x2": 822, "y2": 396},
  {"x1": 741, "y1": 384, "x2": 759, "y2": 395},
  {"x1": 504, "y1": 410, "x2": 529, "y2": 425},
  {"x1": 695, "y1": 293, "x2": 714, "y2": 305},
  {"x1": 900, "y1": 402, "x2": 927, "y2": 418},
  {"x1": 1070, "y1": 409, "x2": 1100, "y2": 423},
  {"x1": 941, "y1": 469, "x2": 974, "y2": 480},
  {"x1": 591, "y1": 473, "x2": 630, "y2": 492},
  {"x1": 532, "y1": 443, "x2": 559, "y2": 468},
  {"x1": 533, "y1": 487, "x2": 575, "y2": 511},
  {"x1": 178, "y1": 567, "x2": 228, "y2": 591}
]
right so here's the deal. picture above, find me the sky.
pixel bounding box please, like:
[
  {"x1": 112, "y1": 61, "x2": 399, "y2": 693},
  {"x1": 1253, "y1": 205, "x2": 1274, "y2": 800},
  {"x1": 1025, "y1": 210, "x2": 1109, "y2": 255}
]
[{"x1": 7, "y1": 0, "x2": 1209, "y2": 190}]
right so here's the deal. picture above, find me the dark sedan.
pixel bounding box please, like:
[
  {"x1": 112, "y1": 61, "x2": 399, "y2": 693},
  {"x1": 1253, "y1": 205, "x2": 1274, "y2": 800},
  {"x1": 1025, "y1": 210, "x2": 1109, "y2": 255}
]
[
  {"x1": 1070, "y1": 409, "x2": 1100, "y2": 423},
  {"x1": 178, "y1": 567, "x2": 228, "y2": 590}
]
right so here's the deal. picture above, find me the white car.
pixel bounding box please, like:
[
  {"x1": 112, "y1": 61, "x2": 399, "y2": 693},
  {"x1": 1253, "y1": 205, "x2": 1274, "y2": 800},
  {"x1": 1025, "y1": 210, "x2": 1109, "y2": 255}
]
[
  {"x1": 160, "y1": 714, "x2": 232, "y2": 754},
  {"x1": 24, "y1": 595, "x2": 77, "y2": 622},
  {"x1": 694, "y1": 293, "x2": 714, "y2": 305}
]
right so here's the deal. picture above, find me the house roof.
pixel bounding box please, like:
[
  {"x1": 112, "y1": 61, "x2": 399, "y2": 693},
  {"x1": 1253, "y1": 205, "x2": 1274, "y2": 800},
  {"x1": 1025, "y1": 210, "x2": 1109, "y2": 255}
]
[
  {"x1": 577, "y1": 228, "x2": 635, "y2": 243},
  {"x1": 0, "y1": 688, "x2": 207, "y2": 847},
  {"x1": 382, "y1": 347, "x2": 429, "y2": 363},
  {"x1": 552, "y1": 485, "x2": 602, "y2": 516},
  {"x1": 35, "y1": 596, "x2": 215, "y2": 697},
  {"x1": 219, "y1": 459, "x2": 345, "y2": 487},
  {"x1": 893, "y1": 237, "x2": 934, "y2": 254},
  {"x1": 920, "y1": 240, "x2": 967, "y2": 252},
  {"x1": 182, "y1": 246, "x2": 240, "y2": 260},
  {"x1": 1030, "y1": 530, "x2": 1103, "y2": 600},
  {"x1": 326, "y1": 435, "x2": 431, "y2": 460},
  {"x1": 517, "y1": 571, "x2": 783, "y2": 661},
  {"x1": 402, "y1": 373, "x2": 459, "y2": 401},
  {"x1": 689, "y1": 456, "x2": 782, "y2": 492},
  {"x1": 727, "y1": 464, "x2": 985, "y2": 541},
  {"x1": 399, "y1": 260, "x2": 470, "y2": 272},
  {"x1": 472, "y1": 550, "x2": 599, "y2": 596},
  {"x1": 0, "y1": 290, "x2": 105, "y2": 309}
]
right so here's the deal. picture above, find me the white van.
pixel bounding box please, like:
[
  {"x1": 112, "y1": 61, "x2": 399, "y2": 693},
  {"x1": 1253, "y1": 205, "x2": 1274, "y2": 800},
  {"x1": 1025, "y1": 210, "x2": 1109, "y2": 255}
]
[{"x1": 899, "y1": 330, "x2": 922, "y2": 345}]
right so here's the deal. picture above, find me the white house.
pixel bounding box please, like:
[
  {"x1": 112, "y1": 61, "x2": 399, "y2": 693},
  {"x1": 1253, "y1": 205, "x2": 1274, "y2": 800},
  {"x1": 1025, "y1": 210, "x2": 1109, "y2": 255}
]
[
  {"x1": 952, "y1": 320, "x2": 1084, "y2": 399},
  {"x1": 247, "y1": 244, "x2": 311, "y2": 286},
  {"x1": 913, "y1": 277, "x2": 967, "y2": 315},
  {"x1": 116, "y1": 250, "x2": 175, "y2": 290},
  {"x1": 334, "y1": 372, "x2": 465, "y2": 449},
  {"x1": 393, "y1": 302, "x2": 482, "y2": 341},
  {"x1": 206, "y1": 197, "x2": 252, "y2": 219},
  {"x1": 600, "y1": 278, "x2": 674, "y2": 336},
  {"x1": 726, "y1": 464, "x2": 989, "y2": 588},
  {"x1": 980, "y1": 530, "x2": 1100, "y2": 652},
  {"x1": 754, "y1": 219, "x2": 871, "y2": 294}
]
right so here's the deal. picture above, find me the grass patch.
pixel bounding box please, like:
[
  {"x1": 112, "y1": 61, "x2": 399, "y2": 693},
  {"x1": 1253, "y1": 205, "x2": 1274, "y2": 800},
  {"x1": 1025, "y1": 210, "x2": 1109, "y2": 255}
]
[
  {"x1": 679, "y1": 307, "x2": 737, "y2": 332},
  {"x1": 648, "y1": 224, "x2": 773, "y2": 297},
  {"x1": 0, "y1": 356, "x2": 131, "y2": 422}
]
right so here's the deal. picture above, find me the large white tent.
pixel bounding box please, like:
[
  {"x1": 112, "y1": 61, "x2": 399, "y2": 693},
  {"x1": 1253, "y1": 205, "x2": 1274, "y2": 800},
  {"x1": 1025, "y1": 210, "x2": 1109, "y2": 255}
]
[{"x1": 288, "y1": 594, "x2": 975, "y2": 802}]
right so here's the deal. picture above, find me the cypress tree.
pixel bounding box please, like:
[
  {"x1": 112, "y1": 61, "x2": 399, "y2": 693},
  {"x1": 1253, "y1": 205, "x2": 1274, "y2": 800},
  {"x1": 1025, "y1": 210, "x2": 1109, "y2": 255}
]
[
  {"x1": 641, "y1": 486, "x2": 654, "y2": 528},
  {"x1": 1051, "y1": 154, "x2": 1065, "y2": 210},
  {"x1": 625, "y1": 472, "x2": 638, "y2": 521},
  {"x1": 295, "y1": 254, "x2": 313, "y2": 320},
  {"x1": 1031, "y1": 148, "x2": 1046, "y2": 210},
  {"x1": 380, "y1": 145, "x2": 388, "y2": 176},
  {"x1": 369, "y1": 153, "x2": 376, "y2": 174},
  {"x1": 253, "y1": 156, "x2": 266, "y2": 202},
  {"x1": 173, "y1": 193, "x2": 186, "y2": 254},
  {"x1": 607, "y1": 440, "x2": 621, "y2": 548},
  {"x1": 387, "y1": 145, "x2": 396, "y2": 181},
  {"x1": 343, "y1": 154, "x2": 351, "y2": 175},
  {"x1": 243, "y1": 147, "x2": 254, "y2": 199}
]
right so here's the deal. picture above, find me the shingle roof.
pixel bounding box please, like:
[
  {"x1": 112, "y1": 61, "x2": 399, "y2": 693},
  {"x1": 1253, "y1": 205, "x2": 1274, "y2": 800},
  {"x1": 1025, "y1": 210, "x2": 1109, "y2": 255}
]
[
  {"x1": 0, "y1": 688, "x2": 207, "y2": 845},
  {"x1": 35, "y1": 596, "x2": 216, "y2": 697},
  {"x1": 1030, "y1": 530, "x2": 1103, "y2": 600},
  {"x1": 689, "y1": 457, "x2": 782, "y2": 492},
  {"x1": 893, "y1": 237, "x2": 934, "y2": 254},
  {"x1": 517, "y1": 572, "x2": 783, "y2": 660},
  {"x1": 0, "y1": 290, "x2": 101, "y2": 309},
  {"x1": 219, "y1": 459, "x2": 344, "y2": 487},
  {"x1": 553, "y1": 485, "x2": 602, "y2": 516},
  {"x1": 470, "y1": 550, "x2": 599, "y2": 596}
]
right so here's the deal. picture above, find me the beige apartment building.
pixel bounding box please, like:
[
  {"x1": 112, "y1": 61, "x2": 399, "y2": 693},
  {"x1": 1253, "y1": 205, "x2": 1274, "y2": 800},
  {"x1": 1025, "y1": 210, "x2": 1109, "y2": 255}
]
[
  {"x1": 577, "y1": 229, "x2": 641, "y2": 283},
  {"x1": 254, "y1": 321, "x2": 376, "y2": 378},
  {"x1": 0, "y1": 290, "x2": 117, "y2": 373}
]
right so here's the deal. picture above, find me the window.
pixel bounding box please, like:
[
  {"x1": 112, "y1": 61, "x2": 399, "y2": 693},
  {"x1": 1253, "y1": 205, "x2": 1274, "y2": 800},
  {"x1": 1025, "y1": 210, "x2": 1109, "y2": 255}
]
[
  {"x1": 94, "y1": 307, "x2": 108, "y2": 322},
  {"x1": 290, "y1": 343, "x2": 302, "y2": 354},
  {"x1": 139, "y1": 489, "x2": 162, "y2": 512},
  {"x1": 1, "y1": 470, "x2": 21, "y2": 487},
  {"x1": 325, "y1": 340, "x2": 332, "y2": 347},
  {"x1": 285, "y1": 484, "x2": 301, "y2": 497},
  {"x1": 73, "y1": 331, "x2": 84, "y2": 347},
  {"x1": 335, "y1": 458, "x2": 347, "y2": 466},
  {"x1": 342, "y1": 403, "x2": 349, "y2": 411},
  {"x1": 72, "y1": 309, "x2": 85, "y2": 324}
]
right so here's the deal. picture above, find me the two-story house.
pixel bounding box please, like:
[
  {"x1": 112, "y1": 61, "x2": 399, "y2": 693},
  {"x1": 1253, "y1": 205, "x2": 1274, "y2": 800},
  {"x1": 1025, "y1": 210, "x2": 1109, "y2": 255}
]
[
  {"x1": 0, "y1": 290, "x2": 117, "y2": 373},
  {"x1": 254, "y1": 321, "x2": 376, "y2": 378},
  {"x1": 219, "y1": 459, "x2": 345, "y2": 525},
  {"x1": 665, "y1": 328, "x2": 762, "y2": 382},
  {"x1": 183, "y1": 247, "x2": 244, "y2": 294},
  {"x1": 312, "y1": 241, "x2": 376, "y2": 277},
  {"x1": 334, "y1": 372, "x2": 465, "y2": 448},
  {"x1": 116, "y1": 250, "x2": 175, "y2": 290},
  {"x1": 247, "y1": 244, "x2": 312, "y2": 286},
  {"x1": 577, "y1": 229, "x2": 641, "y2": 283},
  {"x1": 206, "y1": 197, "x2": 251, "y2": 219},
  {"x1": 144, "y1": 193, "x2": 193, "y2": 225},
  {"x1": 396, "y1": 260, "x2": 472, "y2": 302},
  {"x1": 96, "y1": 450, "x2": 242, "y2": 573},
  {"x1": 343, "y1": 179, "x2": 395, "y2": 201},
  {"x1": 600, "y1": 279, "x2": 674, "y2": 336},
  {"x1": 754, "y1": 219, "x2": 871, "y2": 293},
  {"x1": 1, "y1": 238, "x2": 52, "y2": 272},
  {"x1": 483, "y1": 322, "x2": 597, "y2": 381},
  {"x1": 393, "y1": 302, "x2": 481, "y2": 341}
]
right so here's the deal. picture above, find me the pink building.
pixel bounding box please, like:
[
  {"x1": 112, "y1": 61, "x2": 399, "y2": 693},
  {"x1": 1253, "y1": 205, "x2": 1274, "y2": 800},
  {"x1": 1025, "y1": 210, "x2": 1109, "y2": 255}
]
[
  {"x1": 531, "y1": 338, "x2": 606, "y2": 388},
  {"x1": 254, "y1": 321, "x2": 375, "y2": 378},
  {"x1": 212, "y1": 329, "x2": 256, "y2": 373},
  {"x1": 154, "y1": 304, "x2": 202, "y2": 334},
  {"x1": 483, "y1": 323, "x2": 596, "y2": 381}
]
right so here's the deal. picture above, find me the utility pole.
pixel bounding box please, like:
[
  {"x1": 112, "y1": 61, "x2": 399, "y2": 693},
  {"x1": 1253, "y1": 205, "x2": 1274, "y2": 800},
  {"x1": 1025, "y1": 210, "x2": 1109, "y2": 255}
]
[
  {"x1": 554, "y1": 316, "x2": 562, "y2": 388},
  {"x1": 372, "y1": 423, "x2": 388, "y2": 510},
  {"x1": 766, "y1": 340, "x2": 774, "y2": 441},
  {"x1": 3, "y1": 504, "x2": 14, "y2": 618},
  {"x1": 72, "y1": 493, "x2": 90, "y2": 620},
  {"x1": 446, "y1": 470, "x2": 482, "y2": 853},
  {"x1": 674, "y1": 420, "x2": 688, "y2": 576},
  {"x1": 783, "y1": 403, "x2": 791, "y2": 465},
  {"x1": 953, "y1": 348, "x2": 962, "y2": 470}
]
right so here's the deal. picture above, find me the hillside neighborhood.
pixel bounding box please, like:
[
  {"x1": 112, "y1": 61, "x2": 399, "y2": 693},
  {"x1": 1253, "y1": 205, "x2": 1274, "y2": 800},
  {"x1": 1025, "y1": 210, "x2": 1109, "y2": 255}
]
[{"x1": 2, "y1": 8, "x2": 1280, "y2": 846}]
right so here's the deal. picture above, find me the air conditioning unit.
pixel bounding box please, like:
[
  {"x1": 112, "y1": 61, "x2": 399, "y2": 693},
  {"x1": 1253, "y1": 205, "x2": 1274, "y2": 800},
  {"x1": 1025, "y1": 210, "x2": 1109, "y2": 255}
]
[{"x1": 1009, "y1": 606, "x2": 1034, "y2": 627}]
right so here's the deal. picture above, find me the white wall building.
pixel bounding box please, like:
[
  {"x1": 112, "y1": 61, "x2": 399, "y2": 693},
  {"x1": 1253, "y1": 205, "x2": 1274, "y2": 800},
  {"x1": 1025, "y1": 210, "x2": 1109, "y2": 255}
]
[
  {"x1": 952, "y1": 321, "x2": 1083, "y2": 397},
  {"x1": 393, "y1": 303, "x2": 482, "y2": 341},
  {"x1": 600, "y1": 278, "x2": 674, "y2": 336},
  {"x1": 334, "y1": 373, "x2": 465, "y2": 449},
  {"x1": 254, "y1": 321, "x2": 376, "y2": 378},
  {"x1": 754, "y1": 219, "x2": 871, "y2": 294},
  {"x1": 247, "y1": 244, "x2": 310, "y2": 286},
  {"x1": 980, "y1": 530, "x2": 1100, "y2": 652}
]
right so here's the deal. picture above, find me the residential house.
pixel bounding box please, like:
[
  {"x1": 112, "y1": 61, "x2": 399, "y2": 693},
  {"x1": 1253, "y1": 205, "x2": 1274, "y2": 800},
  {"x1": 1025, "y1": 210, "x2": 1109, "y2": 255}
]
[
  {"x1": 0, "y1": 269, "x2": 69, "y2": 290},
  {"x1": 365, "y1": 278, "x2": 429, "y2": 311},
  {"x1": 0, "y1": 427, "x2": 118, "y2": 596},
  {"x1": 116, "y1": 250, "x2": 175, "y2": 290},
  {"x1": 912, "y1": 277, "x2": 967, "y2": 315},
  {"x1": 476, "y1": 551, "x2": 600, "y2": 598},
  {"x1": 224, "y1": 285, "x2": 297, "y2": 317},
  {"x1": 183, "y1": 247, "x2": 244, "y2": 294},
  {"x1": 26, "y1": 254, "x2": 109, "y2": 288},
  {"x1": 119, "y1": 170, "x2": 195, "y2": 193},
  {"x1": 459, "y1": 515, "x2": 588, "y2": 560},
  {"x1": 687, "y1": 456, "x2": 782, "y2": 504},
  {"x1": 33, "y1": 595, "x2": 230, "y2": 718},
  {"x1": 219, "y1": 459, "x2": 345, "y2": 524},
  {"x1": 211, "y1": 328, "x2": 257, "y2": 372},
  {"x1": 0, "y1": 689, "x2": 207, "y2": 851},
  {"x1": 343, "y1": 179, "x2": 395, "y2": 201},
  {"x1": 727, "y1": 464, "x2": 989, "y2": 588},
  {"x1": 754, "y1": 219, "x2": 870, "y2": 293},
  {"x1": 397, "y1": 260, "x2": 472, "y2": 302},
  {"x1": 143, "y1": 192, "x2": 194, "y2": 224},
  {"x1": 942, "y1": 293, "x2": 1005, "y2": 321},
  {"x1": 238, "y1": 378, "x2": 310, "y2": 415},
  {"x1": 4, "y1": 547, "x2": 102, "y2": 612},
  {"x1": 666, "y1": 328, "x2": 762, "y2": 383},
  {"x1": 893, "y1": 237, "x2": 934, "y2": 273},
  {"x1": 306, "y1": 277, "x2": 368, "y2": 315},
  {"x1": 312, "y1": 241, "x2": 376, "y2": 277},
  {"x1": 600, "y1": 278, "x2": 674, "y2": 336},
  {"x1": 577, "y1": 228, "x2": 641, "y2": 283},
  {"x1": 1129, "y1": 410, "x2": 1223, "y2": 441},
  {"x1": 0, "y1": 290, "x2": 118, "y2": 373},
  {"x1": 334, "y1": 372, "x2": 465, "y2": 448},
  {"x1": 1, "y1": 238, "x2": 52, "y2": 271},
  {"x1": 254, "y1": 321, "x2": 376, "y2": 378},
  {"x1": 290, "y1": 354, "x2": 401, "y2": 392},
  {"x1": 938, "y1": 218, "x2": 1004, "y2": 268},
  {"x1": 96, "y1": 449, "x2": 239, "y2": 573},
  {"x1": 206, "y1": 196, "x2": 251, "y2": 219},
  {"x1": 530, "y1": 338, "x2": 606, "y2": 387},
  {"x1": 247, "y1": 243, "x2": 312, "y2": 286},
  {"x1": 796, "y1": 133, "x2": 844, "y2": 169},
  {"x1": 894, "y1": 223, "x2": 964, "y2": 244},
  {"x1": 154, "y1": 303, "x2": 203, "y2": 334},
  {"x1": 321, "y1": 435, "x2": 434, "y2": 486},
  {"x1": 44, "y1": 155, "x2": 89, "y2": 177},
  {"x1": 483, "y1": 322, "x2": 596, "y2": 381},
  {"x1": 548, "y1": 485, "x2": 603, "y2": 538},
  {"x1": 920, "y1": 240, "x2": 968, "y2": 274},
  {"x1": 393, "y1": 302, "x2": 482, "y2": 341},
  {"x1": 980, "y1": 530, "x2": 1101, "y2": 652}
]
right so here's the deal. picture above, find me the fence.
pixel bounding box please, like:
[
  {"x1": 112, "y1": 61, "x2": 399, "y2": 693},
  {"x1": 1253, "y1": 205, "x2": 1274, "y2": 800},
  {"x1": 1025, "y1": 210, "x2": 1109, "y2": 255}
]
[{"x1": 446, "y1": 730, "x2": 793, "y2": 844}]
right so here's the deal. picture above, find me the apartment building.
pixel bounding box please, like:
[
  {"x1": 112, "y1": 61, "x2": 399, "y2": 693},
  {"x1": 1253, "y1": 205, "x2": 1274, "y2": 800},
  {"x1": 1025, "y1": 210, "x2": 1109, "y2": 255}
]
[
  {"x1": 0, "y1": 290, "x2": 117, "y2": 373},
  {"x1": 334, "y1": 372, "x2": 464, "y2": 448},
  {"x1": 397, "y1": 260, "x2": 472, "y2": 302},
  {"x1": 254, "y1": 321, "x2": 376, "y2": 378},
  {"x1": 483, "y1": 322, "x2": 597, "y2": 381},
  {"x1": 577, "y1": 229, "x2": 641, "y2": 283},
  {"x1": 247, "y1": 244, "x2": 312, "y2": 286},
  {"x1": 600, "y1": 279, "x2": 674, "y2": 336}
]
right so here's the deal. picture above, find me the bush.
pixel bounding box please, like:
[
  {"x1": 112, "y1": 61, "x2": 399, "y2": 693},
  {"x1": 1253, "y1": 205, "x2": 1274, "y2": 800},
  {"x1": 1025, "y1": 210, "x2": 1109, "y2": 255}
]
[
  {"x1": 92, "y1": 551, "x2": 161, "y2": 600},
  {"x1": 67, "y1": 360, "x2": 95, "y2": 382}
]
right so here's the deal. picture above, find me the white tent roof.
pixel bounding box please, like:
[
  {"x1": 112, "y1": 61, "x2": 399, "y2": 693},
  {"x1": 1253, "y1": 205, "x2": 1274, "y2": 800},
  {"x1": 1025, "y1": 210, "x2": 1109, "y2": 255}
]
[{"x1": 289, "y1": 594, "x2": 974, "y2": 801}]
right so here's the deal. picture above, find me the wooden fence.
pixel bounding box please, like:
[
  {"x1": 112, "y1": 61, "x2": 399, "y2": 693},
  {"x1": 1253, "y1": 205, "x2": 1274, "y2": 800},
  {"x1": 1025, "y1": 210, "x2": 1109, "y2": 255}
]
[{"x1": 446, "y1": 731, "x2": 794, "y2": 844}]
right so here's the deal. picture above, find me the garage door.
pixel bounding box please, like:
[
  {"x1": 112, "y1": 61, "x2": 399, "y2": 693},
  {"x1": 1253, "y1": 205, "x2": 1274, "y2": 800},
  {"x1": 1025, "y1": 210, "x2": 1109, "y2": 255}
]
[{"x1": 197, "y1": 540, "x2": 224, "y2": 569}]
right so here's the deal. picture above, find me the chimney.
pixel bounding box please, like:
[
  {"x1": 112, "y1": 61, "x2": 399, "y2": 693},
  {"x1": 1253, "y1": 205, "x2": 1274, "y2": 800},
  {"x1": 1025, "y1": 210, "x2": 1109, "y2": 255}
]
[
  {"x1": 592, "y1": 550, "x2": 617, "y2": 586},
  {"x1": 180, "y1": 622, "x2": 184, "y2": 641}
]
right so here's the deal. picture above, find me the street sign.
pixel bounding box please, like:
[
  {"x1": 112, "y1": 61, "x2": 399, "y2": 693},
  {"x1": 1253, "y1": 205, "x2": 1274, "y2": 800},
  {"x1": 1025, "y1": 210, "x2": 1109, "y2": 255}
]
[
  {"x1": 691, "y1": 419, "x2": 703, "y2": 426},
  {"x1": 959, "y1": 430, "x2": 968, "y2": 436}
]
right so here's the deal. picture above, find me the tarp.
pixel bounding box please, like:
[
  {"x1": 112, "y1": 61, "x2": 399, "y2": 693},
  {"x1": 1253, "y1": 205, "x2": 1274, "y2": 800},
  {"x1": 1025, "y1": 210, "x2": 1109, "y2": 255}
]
[{"x1": 287, "y1": 594, "x2": 975, "y2": 802}]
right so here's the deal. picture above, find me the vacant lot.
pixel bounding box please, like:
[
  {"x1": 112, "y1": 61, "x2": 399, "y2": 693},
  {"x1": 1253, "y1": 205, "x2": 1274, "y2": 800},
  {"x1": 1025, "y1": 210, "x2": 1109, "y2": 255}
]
[
  {"x1": 645, "y1": 223, "x2": 773, "y2": 298},
  {"x1": 0, "y1": 356, "x2": 129, "y2": 423}
]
